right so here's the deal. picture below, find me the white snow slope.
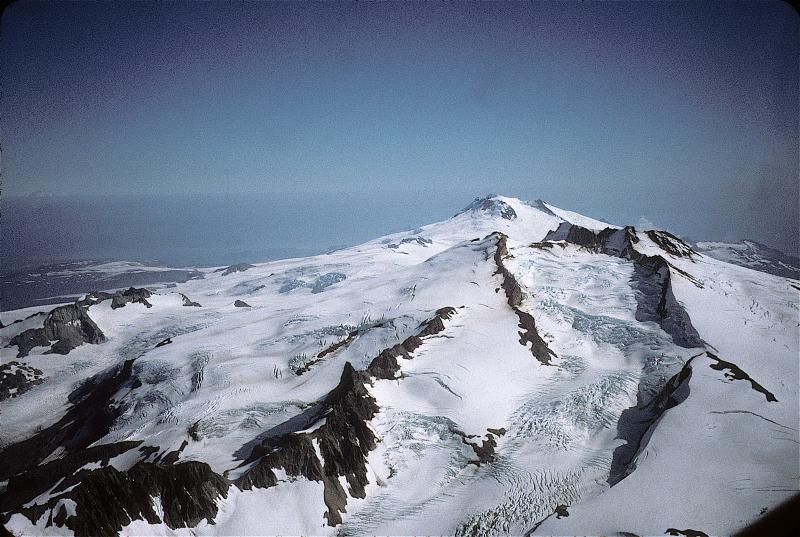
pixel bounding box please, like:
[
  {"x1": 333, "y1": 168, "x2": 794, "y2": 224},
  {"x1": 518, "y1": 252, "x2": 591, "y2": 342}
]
[{"x1": 1, "y1": 195, "x2": 797, "y2": 536}]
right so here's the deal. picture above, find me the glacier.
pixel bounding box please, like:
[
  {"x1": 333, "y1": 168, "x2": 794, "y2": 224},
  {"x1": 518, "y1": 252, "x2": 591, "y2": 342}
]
[{"x1": 0, "y1": 195, "x2": 797, "y2": 536}]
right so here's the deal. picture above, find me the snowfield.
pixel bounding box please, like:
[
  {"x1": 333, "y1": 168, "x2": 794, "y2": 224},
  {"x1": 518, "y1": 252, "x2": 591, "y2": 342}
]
[{"x1": 1, "y1": 195, "x2": 797, "y2": 536}]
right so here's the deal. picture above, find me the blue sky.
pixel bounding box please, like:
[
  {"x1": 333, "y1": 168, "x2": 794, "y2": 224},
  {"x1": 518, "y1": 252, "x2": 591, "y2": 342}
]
[{"x1": 2, "y1": 1, "x2": 798, "y2": 252}]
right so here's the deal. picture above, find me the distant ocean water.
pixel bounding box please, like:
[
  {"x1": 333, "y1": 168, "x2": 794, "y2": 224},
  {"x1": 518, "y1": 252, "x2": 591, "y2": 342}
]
[{"x1": 1, "y1": 191, "x2": 468, "y2": 310}]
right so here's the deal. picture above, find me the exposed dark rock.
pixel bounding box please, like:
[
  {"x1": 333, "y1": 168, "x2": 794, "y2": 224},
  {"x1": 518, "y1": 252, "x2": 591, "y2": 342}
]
[
  {"x1": 493, "y1": 233, "x2": 557, "y2": 365},
  {"x1": 233, "y1": 300, "x2": 251, "y2": 308},
  {"x1": 180, "y1": 293, "x2": 201, "y2": 307},
  {"x1": 665, "y1": 529, "x2": 709, "y2": 537},
  {"x1": 112, "y1": 287, "x2": 153, "y2": 309},
  {"x1": 5, "y1": 329, "x2": 49, "y2": 358},
  {"x1": 544, "y1": 223, "x2": 703, "y2": 348},
  {"x1": 367, "y1": 307, "x2": 456, "y2": 380},
  {"x1": 458, "y1": 196, "x2": 517, "y2": 220},
  {"x1": 295, "y1": 330, "x2": 359, "y2": 376},
  {"x1": 525, "y1": 503, "x2": 572, "y2": 535},
  {"x1": 706, "y1": 351, "x2": 777, "y2": 402},
  {"x1": 453, "y1": 429, "x2": 498, "y2": 466},
  {"x1": 0, "y1": 361, "x2": 44, "y2": 401},
  {"x1": 65, "y1": 461, "x2": 229, "y2": 536},
  {"x1": 215, "y1": 263, "x2": 255, "y2": 276},
  {"x1": 79, "y1": 287, "x2": 152, "y2": 309},
  {"x1": 387, "y1": 237, "x2": 433, "y2": 249},
  {"x1": 238, "y1": 362, "x2": 379, "y2": 526},
  {"x1": 646, "y1": 230, "x2": 696, "y2": 259},
  {"x1": 236, "y1": 434, "x2": 323, "y2": 490},
  {"x1": 52, "y1": 504, "x2": 68, "y2": 527},
  {"x1": 162, "y1": 440, "x2": 189, "y2": 465},
  {"x1": 8, "y1": 303, "x2": 106, "y2": 357},
  {"x1": 237, "y1": 316, "x2": 468, "y2": 526},
  {"x1": 155, "y1": 337, "x2": 172, "y2": 347},
  {"x1": 0, "y1": 359, "x2": 136, "y2": 482},
  {"x1": 188, "y1": 421, "x2": 201, "y2": 441},
  {"x1": 544, "y1": 223, "x2": 640, "y2": 258},
  {"x1": 1, "y1": 441, "x2": 142, "y2": 513}
]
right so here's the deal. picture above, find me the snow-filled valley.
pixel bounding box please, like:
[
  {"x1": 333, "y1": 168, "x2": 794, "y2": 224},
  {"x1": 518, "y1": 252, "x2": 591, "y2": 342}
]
[{"x1": 1, "y1": 196, "x2": 797, "y2": 536}]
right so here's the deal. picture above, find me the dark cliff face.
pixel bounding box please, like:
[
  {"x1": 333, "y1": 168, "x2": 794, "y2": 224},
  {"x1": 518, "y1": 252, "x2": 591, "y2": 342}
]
[
  {"x1": 541, "y1": 222, "x2": 707, "y2": 490},
  {"x1": 544, "y1": 223, "x2": 703, "y2": 349},
  {"x1": 493, "y1": 233, "x2": 557, "y2": 365},
  {"x1": 0, "y1": 359, "x2": 380, "y2": 534},
  {"x1": 236, "y1": 362, "x2": 380, "y2": 526},
  {"x1": 79, "y1": 287, "x2": 153, "y2": 309},
  {"x1": 0, "y1": 359, "x2": 136, "y2": 484},
  {"x1": 1, "y1": 296, "x2": 461, "y2": 534},
  {"x1": 8, "y1": 303, "x2": 106, "y2": 357},
  {"x1": 367, "y1": 307, "x2": 456, "y2": 380},
  {"x1": 65, "y1": 461, "x2": 230, "y2": 536},
  {"x1": 8, "y1": 287, "x2": 157, "y2": 358},
  {"x1": 241, "y1": 306, "x2": 458, "y2": 527},
  {"x1": 645, "y1": 230, "x2": 696, "y2": 259}
]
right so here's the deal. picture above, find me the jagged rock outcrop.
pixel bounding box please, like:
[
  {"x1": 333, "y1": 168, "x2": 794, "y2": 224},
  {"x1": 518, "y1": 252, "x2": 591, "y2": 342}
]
[
  {"x1": 367, "y1": 307, "x2": 456, "y2": 379},
  {"x1": 452, "y1": 427, "x2": 505, "y2": 466},
  {"x1": 238, "y1": 362, "x2": 379, "y2": 525},
  {"x1": 606, "y1": 350, "x2": 774, "y2": 489},
  {"x1": 295, "y1": 329, "x2": 360, "y2": 375},
  {"x1": 0, "y1": 361, "x2": 44, "y2": 401},
  {"x1": 65, "y1": 461, "x2": 230, "y2": 536},
  {"x1": 544, "y1": 223, "x2": 703, "y2": 348},
  {"x1": 1, "y1": 441, "x2": 142, "y2": 515},
  {"x1": 8, "y1": 303, "x2": 106, "y2": 357},
  {"x1": 387, "y1": 236, "x2": 433, "y2": 249},
  {"x1": 233, "y1": 300, "x2": 251, "y2": 308},
  {"x1": 0, "y1": 359, "x2": 136, "y2": 482},
  {"x1": 645, "y1": 230, "x2": 696, "y2": 259},
  {"x1": 543, "y1": 222, "x2": 708, "y2": 488},
  {"x1": 458, "y1": 196, "x2": 518, "y2": 220},
  {"x1": 493, "y1": 233, "x2": 557, "y2": 365},
  {"x1": 180, "y1": 293, "x2": 201, "y2": 307},
  {"x1": 215, "y1": 263, "x2": 255, "y2": 276},
  {"x1": 79, "y1": 287, "x2": 152, "y2": 309}
]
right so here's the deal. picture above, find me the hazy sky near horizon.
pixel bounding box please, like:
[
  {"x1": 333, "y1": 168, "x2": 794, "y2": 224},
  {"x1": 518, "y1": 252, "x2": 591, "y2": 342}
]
[{"x1": 2, "y1": 1, "x2": 798, "y2": 252}]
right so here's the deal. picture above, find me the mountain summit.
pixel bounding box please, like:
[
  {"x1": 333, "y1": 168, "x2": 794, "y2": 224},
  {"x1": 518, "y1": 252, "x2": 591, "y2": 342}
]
[{"x1": 1, "y1": 196, "x2": 797, "y2": 536}]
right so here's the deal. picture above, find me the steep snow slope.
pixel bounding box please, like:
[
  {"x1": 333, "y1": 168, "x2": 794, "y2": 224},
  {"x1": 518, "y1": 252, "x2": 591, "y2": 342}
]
[{"x1": 1, "y1": 196, "x2": 797, "y2": 536}]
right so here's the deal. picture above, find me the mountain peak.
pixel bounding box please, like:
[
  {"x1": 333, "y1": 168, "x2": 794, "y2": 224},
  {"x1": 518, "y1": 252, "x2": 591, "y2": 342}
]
[{"x1": 457, "y1": 195, "x2": 518, "y2": 220}]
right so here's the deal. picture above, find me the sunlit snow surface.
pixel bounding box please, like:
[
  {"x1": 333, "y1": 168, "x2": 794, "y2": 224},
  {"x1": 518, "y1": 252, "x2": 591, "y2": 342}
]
[{"x1": 1, "y1": 196, "x2": 797, "y2": 536}]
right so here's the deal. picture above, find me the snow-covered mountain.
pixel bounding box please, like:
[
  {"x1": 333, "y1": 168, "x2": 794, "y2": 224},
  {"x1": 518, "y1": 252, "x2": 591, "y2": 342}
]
[
  {"x1": 694, "y1": 239, "x2": 800, "y2": 280},
  {"x1": 1, "y1": 196, "x2": 797, "y2": 536}
]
